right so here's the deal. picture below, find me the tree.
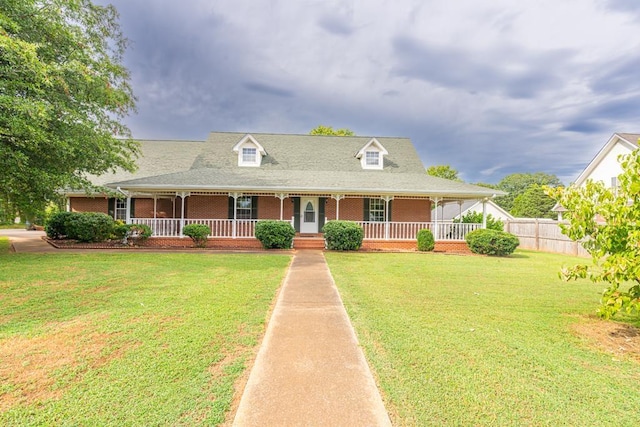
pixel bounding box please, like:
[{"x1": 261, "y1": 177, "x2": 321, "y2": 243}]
[
  {"x1": 0, "y1": 0, "x2": 138, "y2": 220},
  {"x1": 511, "y1": 185, "x2": 557, "y2": 218},
  {"x1": 547, "y1": 149, "x2": 640, "y2": 319},
  {"x1": 426, "y1": 165, "x2": 461, "y2": 181},
  {"x1": 494, "y1": 172, "x2": 561, "y2": 213},
  {"x1": 309, "y1": 125, "x2": 355, "y2": 136}
]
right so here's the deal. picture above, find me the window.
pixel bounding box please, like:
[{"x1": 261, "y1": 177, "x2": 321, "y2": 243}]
[
  {"x1": 236, "y1": 196, "x2": 252, "y2": 219},
  {"x1": 365, "y1": 151, "x2": 380, "y2": 166},
  {"x1": 242, "y1": 147, "x2": 257, "y2": 164},
  {"x1": 304, "y1": 201, "x2": 315, "y2": 223},
  {"x1": 369, "y1": 199, "x2": 385, "y2": 222},
  {"x1": 115, "y1": 199, "x2": 127, "y2": 220},
  {"x1": 611, "y1": 176, "x2": 622, "y2": 196}
]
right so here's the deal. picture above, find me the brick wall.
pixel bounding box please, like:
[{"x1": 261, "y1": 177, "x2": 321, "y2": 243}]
[
  {"x1": 70, "y1": 197, "x2": 108, "y2": 214},
  {"x1": 392, "y1": 199, "x2": 431, "y2": 222}
]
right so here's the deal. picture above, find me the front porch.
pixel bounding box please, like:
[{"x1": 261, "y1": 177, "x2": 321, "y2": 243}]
[{"x1": 129, "y1": 217, "x2": 481, "y2": 250}]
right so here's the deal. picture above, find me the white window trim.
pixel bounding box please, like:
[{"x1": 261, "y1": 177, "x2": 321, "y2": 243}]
[
  {"x1": 356, "y1": 138, "x2": 388, "y2": 170},
  {"x1": 233, "y1": 134, "x2": 267, "y2": 167},
  {"x1": 115, "y1": 199, "x2": 127, "y2": 221}
]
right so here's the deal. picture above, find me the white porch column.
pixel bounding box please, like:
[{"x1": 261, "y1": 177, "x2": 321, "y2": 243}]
[
  {"x1": 458, "y1": 200, "x2": 463, "y2": 220},
  {"x1": 331, "y1": 194, "x2": 345, "y2": 220},
  {"x1": 382, "y1": 195, "x2": 394, "y2": 240},
  {"x1": 432, "y1": 197, "x2": 440, "y2": 240},
  {"x1": 482, "y1": 198, "x2": 488, "y2": 229},
  {"x1": 275, "y1": 193, "x2": 289, "y2": 221},
  {"x1": 153, "y1": 195, "x2": 157, "y2": 219},
  {"x1": 229, "y1": 192, "x2": 241, "y2": 238},
  {"x1": 125, "y1": 196, "x2": 132, "y2": 224},
  {"x1": 65, "y1": 198, "x2": 71, "y2": 212},
  {"x1": 177, "y1": 192, "x2": 190, "y2": 237}
]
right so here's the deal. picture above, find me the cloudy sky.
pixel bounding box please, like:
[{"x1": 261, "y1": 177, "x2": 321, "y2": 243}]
[{"x1": 98, "y1": 0, "x2": 640, "y2": 184}]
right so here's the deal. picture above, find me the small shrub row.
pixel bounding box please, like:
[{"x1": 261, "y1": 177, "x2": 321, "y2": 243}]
[
  {"x1": 255, "y1": 220, "x2": 295, "y2": 249},
  {"x1": 465, "y1": 229, "x2": 519, "y2": 256},
  {"x1": 322, "y1": 220, "x2": 363, "y2": 251}
]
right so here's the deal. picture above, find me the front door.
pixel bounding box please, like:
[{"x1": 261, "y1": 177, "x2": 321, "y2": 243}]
[{"x1": 300, "y1": 197, "x2": 319, "y2": 233}]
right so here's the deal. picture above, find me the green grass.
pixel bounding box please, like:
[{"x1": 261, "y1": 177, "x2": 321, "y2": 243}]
[
  {"x1": 0, "y1": 248, "x2": 290, "y2": 426},
  {"x1": 326, "y1": 250, "x2": 640, "y2": 426}
]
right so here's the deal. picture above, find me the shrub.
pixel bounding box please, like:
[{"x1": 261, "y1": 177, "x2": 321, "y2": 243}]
[
  {"x1": 454, "y1": 211, "x2": 504, "y2": 231},
  {"x1": 182, "y1": 223, "x2": 211, "y2": 248},
  {"x1": 45, "y1": 211, "x2": 77, "y2": 239},
  {"x1": 67, "y1": 212, "x2": 114, "y2": 242},
  {"x1": 255, "y1": 220, "x2": 295, "y2": 249},
  {"x1": 465, "y1": 229, "x2": 519, "y2": 256},
  {"x1": 112, "y1": 220, "x2": 129, "y2": 240},
  {"x1": 417, "y1": 228, "x2": 435, "y2": 251},
  {"x1": 322, "y1": 220, "x2": 363, "y2": 251},
  {"x1": 122, "y1": 223, "x2": 153, "y2": 245}
]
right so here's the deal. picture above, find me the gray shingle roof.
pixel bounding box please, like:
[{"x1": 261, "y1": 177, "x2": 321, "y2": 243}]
[{"x1": 96, "y1": 132, "x2": 503, "y2": 199}]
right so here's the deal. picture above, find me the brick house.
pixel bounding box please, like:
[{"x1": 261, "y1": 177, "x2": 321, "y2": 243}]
[{"x1": 66, "y1": 132, "x2": 502, "y2": 250}]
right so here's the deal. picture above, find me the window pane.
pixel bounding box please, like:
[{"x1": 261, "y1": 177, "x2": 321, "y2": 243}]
[
  {"x1": 236, "y1": 196, "x2": 252, "y2": 219},
  {"x1": 369, "y1": 199, "x2": 385, "y2": 222},
  {"x1": 365, "y1": 151, "x2": 379, "y2": 166},
  {"x1": 304, "y1": 202, "x2": 315, "y2": 222},
  {"x1": 242, "y1": 147, "x2": 257, "y2": 163}
]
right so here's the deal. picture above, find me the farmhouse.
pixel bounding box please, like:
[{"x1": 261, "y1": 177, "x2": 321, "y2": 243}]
[{"x1": 67, "y1": 132, "x2": 501, "y2": 250}]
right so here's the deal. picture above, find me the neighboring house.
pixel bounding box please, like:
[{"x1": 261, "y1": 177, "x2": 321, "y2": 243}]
[
  {"x1": 67, "y1": 132, "x2": 502, "y2": 250},
  {"x1": 437, "y1": 199, "x2": 514, "y2": 222},
  {"x1": 553, "y1": 132, "x2": 640, "y2": 219}
]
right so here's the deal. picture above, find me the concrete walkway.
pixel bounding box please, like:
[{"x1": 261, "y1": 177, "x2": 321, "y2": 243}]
[
  {"x1": 0, "y1": 229, "x2": 57, "y2": 253},
  {"x1": 233, "y1": 250, "x2": 391, "y2": 426}
]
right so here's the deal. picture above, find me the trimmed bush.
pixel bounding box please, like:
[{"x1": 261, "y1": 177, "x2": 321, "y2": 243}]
[
  {"x1": 46, "y1": 211, "x2": 114, "y2": 242},
  {"x1": 45, "y1": 211, "x2": 77, "y2": 239},
  {"x1": 465, "y1": 229, "x2": 519, "y2": 256},
  {"x1": 255, "y1": 220, "x2": 295, "y2": 249},
  {"x1": 417, "y1": 228, "x2": 435, "y2": 251},
  {"x1": 322, "y1": 220, "x2": 364, "y2": 251},
  {"x1": 182, "y1": 223, "x2": 211, "y2": 248},
  {"x1": 67, "y1": 212, "x2": 114, "y2": 242}
]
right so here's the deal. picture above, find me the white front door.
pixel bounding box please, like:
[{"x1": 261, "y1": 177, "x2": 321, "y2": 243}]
[{"x1": 300, "y1": 197, "x2": 319, "y2": 233}]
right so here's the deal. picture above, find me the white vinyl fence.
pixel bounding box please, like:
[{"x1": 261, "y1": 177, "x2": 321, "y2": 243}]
[{"x1": 505, "y1": 219, "x2": 589, "y2": 257}]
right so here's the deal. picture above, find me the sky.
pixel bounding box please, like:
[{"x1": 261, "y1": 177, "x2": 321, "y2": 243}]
[{"x1": 98, "y1": 0, "x2": 640, "y2": 184}]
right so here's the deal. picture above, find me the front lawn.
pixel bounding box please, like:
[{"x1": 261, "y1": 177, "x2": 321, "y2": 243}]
[
  {"x1": 326, "y1": 251, "x2": 640, "y2": 426},
  {"x1": 0, "y1": 240, "x2": 290, "y2": 425}
]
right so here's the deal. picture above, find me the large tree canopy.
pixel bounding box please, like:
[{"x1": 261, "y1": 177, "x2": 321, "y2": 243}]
[
  {"x1": 494, "y1": 172, "x2": 561, "y2": 214},
  {"x1": 511, "y1": 184, "x2": 558, "y2": 218},
  {"x1": 0, "y1": 0, "x2": 138, "y2": 218},
  {"x1": 548, "y1": 149, "x2": 640, "y2": 319},
  {"x1": 309, "y1": 125, "x2": 355, "y2": 136},
  {"x1": 426, "y1": 165, "x2": 461, "y2": 181}
]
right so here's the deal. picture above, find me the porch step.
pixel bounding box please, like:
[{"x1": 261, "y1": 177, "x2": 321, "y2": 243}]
[{"x1": 293, "y1": 237, "x2": 325, "y2": 250}]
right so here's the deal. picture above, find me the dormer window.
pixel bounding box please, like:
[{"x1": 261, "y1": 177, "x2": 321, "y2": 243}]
[
  {"x1": 243, "y1": 147, "x2": 257, "y2": 164},
  {"x1": 356, "y1": 138, "x2": 388, "y2": 170},
  {"x1": 365, "y1": 151, "x2": 380, "y2": 167},
  {"x1": 233, "y1": 134, "x2": 267, "y2": 167}
]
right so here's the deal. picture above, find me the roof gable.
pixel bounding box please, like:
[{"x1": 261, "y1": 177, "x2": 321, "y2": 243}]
[{"x1": 574, "y1": 132, "x2": 639, "y2": 186}]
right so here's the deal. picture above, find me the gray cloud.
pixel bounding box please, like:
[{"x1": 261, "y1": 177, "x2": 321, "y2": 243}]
[
  {"x1": 604, "y1": 0, "x2": 640, "y2": 12},
  {"x1": 317, "y1": 15, "x2": 355, "y2": 36},
  {"x1": 94, "y1": 0, "x2": 640, "y2": 185},
  {"x1": 391, "y1": 36, "x2": 572, "y2": 99},
  {"x1": 243, "y1": 82, "x2": 295, "y2": 98}
]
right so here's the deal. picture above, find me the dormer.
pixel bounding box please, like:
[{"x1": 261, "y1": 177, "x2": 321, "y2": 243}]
[
  {"x1": 355, "y1": 138, "x2": 388, "y2": 170},
  {"x1": 233, "y1": 134, "x2": 267, "y2": 167}
]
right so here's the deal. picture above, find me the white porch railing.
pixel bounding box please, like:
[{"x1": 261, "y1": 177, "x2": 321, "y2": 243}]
[
  {"x1": 357, "y1": 221, "x2": 482, "y2": 241},
  {"x1": 131, "y1": 218, "x2": 265, "y2": 238},
  {"x1": 131, "y1": 218, "x2": 482, "y2": 241}
]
